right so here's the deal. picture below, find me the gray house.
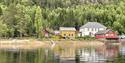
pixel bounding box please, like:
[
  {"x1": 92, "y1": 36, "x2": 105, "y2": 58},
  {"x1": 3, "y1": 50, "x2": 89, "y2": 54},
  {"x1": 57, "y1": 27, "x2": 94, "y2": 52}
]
[{"x1": 79, "y1": 22, "x2": 107, "y2": 37}]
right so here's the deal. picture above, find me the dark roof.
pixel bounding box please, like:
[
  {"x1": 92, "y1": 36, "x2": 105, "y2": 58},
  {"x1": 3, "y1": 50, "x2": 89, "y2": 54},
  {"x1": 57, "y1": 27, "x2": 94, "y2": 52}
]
[
  {"x1": 95, "y1": 29, "x2": 112, "y2": 35},
  {"x1": 80, "y1": 22, "x2": 106, "y2": 29}
]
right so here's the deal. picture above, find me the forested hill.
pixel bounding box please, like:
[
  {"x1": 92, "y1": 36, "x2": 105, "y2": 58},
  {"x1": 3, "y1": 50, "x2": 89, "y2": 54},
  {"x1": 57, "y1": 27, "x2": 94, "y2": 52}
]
[{"x1": 0, "y1": 0, "x2": 125, "y2": 38}]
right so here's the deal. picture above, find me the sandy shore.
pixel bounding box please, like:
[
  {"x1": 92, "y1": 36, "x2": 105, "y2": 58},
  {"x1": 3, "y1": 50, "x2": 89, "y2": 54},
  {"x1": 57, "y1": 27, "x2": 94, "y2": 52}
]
[
  {"x1": 56, "y1": 40, "x2": 105, "y2": 48},
  {"x1": 0, "y1": 39, "x2": 105, "y2": 50},
  {"x1": 0, "y1": 39, "x2": 50, "y2": 50}
]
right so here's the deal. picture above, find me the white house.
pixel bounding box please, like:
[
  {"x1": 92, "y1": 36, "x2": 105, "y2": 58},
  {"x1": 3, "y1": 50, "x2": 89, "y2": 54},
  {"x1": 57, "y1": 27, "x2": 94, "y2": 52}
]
[{"x1": 79, "y1": 22, "x2": 107, "y2": 37}]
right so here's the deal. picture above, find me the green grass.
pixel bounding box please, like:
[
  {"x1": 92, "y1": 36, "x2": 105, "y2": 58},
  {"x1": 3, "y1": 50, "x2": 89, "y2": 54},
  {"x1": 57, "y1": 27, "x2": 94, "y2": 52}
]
[{"x1": 76, "y1": 36, "x2": 96, "y2": 41}]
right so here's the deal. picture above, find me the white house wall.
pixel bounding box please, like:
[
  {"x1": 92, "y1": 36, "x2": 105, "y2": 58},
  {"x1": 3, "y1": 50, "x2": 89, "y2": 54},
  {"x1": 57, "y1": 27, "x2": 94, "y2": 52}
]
[
  {"x1": 79, "y1": 28, "x2": 106, "y2": 37},
  {"x1": 99, "y1": 28, "x2": 105, "y2": 31}
]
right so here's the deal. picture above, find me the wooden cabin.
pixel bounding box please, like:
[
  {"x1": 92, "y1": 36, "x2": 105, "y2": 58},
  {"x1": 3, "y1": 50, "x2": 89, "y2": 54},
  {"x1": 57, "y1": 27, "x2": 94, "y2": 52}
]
[{"x1": 95, "y1": 29, "x2": 119, "y2": 40}]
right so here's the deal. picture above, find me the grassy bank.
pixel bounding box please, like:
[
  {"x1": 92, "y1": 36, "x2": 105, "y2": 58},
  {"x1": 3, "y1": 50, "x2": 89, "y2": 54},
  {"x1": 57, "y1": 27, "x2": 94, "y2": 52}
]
[{"x1": 0, "y1": 38, "x2": 105, "y2": 50}]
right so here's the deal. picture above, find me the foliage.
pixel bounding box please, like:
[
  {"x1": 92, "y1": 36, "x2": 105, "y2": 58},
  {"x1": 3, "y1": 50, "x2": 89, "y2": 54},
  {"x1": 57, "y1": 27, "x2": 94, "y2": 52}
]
[
  {"x1": 0, "y1": 0, "x2": 125, "y2": 38},
  {"x1": 77, "y1": 36, "x2": 95, "y2": 40},
  {"x1": 0, "y1": 19, "x2": 8, "y2": 37}
]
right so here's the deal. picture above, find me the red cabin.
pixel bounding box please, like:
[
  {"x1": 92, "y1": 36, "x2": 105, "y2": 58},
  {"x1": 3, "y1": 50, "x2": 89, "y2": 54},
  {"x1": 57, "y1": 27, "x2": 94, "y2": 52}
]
[{"x1": 95, "y1": 29, "x2": 119, "y2": 40}]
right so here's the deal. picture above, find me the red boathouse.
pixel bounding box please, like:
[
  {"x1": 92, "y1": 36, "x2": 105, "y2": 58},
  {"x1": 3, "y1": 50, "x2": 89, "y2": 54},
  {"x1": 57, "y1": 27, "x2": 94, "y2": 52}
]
[{"x1": 95, "y1": 29, "x2": 119, "y2": 40}]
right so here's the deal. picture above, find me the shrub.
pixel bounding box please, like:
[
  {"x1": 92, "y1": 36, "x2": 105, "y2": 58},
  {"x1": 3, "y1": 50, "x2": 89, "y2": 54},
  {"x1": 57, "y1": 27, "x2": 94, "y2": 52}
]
[{"x1": 76, "y1": 36, "x2": 95, "y2": 40}]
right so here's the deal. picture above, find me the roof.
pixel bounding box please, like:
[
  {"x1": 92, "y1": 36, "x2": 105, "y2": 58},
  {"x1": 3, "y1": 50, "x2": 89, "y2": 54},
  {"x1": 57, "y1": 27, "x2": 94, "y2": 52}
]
[
  {"x1": 95, "y1": 29, "x2": 112, "y2": 35},
  {"x1": 59, "y1": 27, "x2": 76, "y2": 31},
  {"x1": 80, "y1": 22, "x2": 106, "y2": 29}
]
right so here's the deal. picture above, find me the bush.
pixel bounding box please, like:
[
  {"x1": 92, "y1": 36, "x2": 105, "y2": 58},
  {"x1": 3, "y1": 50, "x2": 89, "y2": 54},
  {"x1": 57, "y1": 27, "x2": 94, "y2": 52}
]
[
  {"x1": 76, "y1": 36, "x2": 95, "y2": 40},
  {"x1": 51, "y1": 35, "x2": 61, "y2": 40}
]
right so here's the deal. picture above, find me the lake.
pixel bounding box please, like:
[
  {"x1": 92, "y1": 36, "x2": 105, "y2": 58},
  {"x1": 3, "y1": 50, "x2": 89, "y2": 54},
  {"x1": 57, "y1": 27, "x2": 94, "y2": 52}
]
[{"x1": 0, "y1": 43, "x2": 125, "y2": 63}]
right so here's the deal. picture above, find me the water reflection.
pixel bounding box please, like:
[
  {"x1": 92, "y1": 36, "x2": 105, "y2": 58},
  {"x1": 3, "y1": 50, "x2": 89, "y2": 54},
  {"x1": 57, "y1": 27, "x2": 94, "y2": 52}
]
[
  {"x1": 0, "y1": 44, "x2": 125, "y2": 63},
  {"x1": 0, "y1": 49, "x2": 56, "y2": 63},
  {"x1": 55, "y1": 45, "x2": 125, "y2": 63},
  {"x1": 78, "y1": 45, "x2": 118, "y2": 63},
  {"x1": 120, "y1": 46, "x2": 125, "y2": 56}
]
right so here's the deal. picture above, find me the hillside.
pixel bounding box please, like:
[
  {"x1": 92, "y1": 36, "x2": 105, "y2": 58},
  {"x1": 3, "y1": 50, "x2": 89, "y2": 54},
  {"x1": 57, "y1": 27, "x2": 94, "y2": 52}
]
[{"x1": 0, "y1": 0, "x2": 125, "y2": 38}]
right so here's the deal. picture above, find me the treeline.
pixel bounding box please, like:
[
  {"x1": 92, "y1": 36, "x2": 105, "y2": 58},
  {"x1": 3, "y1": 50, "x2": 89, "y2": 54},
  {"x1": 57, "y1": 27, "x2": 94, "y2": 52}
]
[{"x1": 0, "y1": 0, "x2": 125, "y2": 38}]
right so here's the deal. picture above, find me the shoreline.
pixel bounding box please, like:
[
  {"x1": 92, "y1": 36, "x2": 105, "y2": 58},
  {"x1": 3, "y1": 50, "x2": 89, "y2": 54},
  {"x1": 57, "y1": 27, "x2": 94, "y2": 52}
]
[
  {"x1": 0, "y1": 39, "x2": 112, "y2": 50},
  {"x1": 0, "y1": 39, "x2": 50, "y2": 50}
]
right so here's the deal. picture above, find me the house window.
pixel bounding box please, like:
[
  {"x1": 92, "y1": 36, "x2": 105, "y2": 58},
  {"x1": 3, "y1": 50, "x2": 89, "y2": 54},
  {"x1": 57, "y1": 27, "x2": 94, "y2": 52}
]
[
  {"x1": 111, "y1": 34, "x2": 114, "y2": 36},
  {"x1": 64, "y1": 34, "x2": 66, "y2": 36},
  {"x1": 105, "y1": 34, "x2": 108, "y2": 36},
  {"x1": 92, "y1": 28, "x2": 93, "y2": 31},
  {"x1": 85, "y1": 28, "x2": 88, "y2": 31},
  {"x1": 69, "y1": 34, "x2": 70, "y2": 36},
  {"x1": 94, "y1": 28, "x2": 95, "y2": 31},
  {"x1": 72, "y1": 34, "x2": 74, "y2": 36}
]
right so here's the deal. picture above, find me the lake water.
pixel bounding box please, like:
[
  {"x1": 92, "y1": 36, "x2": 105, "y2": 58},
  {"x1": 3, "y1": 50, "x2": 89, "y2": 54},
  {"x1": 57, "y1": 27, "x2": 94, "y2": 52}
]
[{"x1": 0, "y1": 43, "x2": 125, "y2": 63}]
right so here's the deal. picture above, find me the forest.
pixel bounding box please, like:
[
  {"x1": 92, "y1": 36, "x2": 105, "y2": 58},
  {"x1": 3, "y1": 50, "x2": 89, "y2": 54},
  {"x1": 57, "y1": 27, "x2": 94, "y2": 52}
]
[{"x1": 0, "y1": 0, "x2": 125, "y2": 38}]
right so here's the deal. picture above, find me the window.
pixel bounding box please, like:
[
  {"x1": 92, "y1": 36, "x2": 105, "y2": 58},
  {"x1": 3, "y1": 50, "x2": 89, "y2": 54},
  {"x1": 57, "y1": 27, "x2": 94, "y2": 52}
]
[
  {"x1": 72, "y1": 34, "x2": 74, "y2": 36},
  {"x1": 69, "y1": 34, "x2": 70, "y2": 36},
  {"x1": 85, "y1": 28, "x2": 88, "y2": 31},
  {"x1": 105, "y1": 34, "x2": 108, "y2": 36},
  {"x1": 109, "y1": 34, "x2": 114, "y2": 36},
  {"x1": 87, "y1": 28, "x2": 89, "y2": 31},
  {"x1": 64, "y1": 34, "x2": 66, "y2": 36},
  {"x1": 92, "y1": 28, "x2": 93, "y2": 31}
]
